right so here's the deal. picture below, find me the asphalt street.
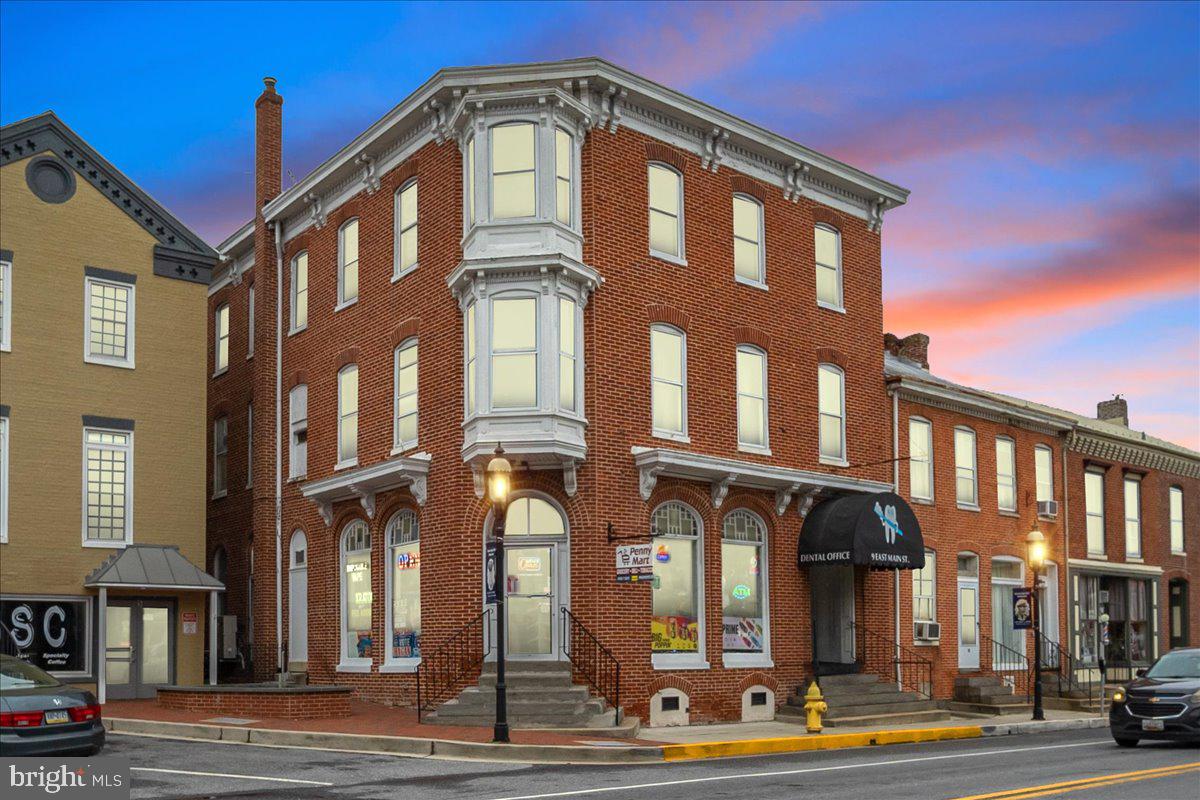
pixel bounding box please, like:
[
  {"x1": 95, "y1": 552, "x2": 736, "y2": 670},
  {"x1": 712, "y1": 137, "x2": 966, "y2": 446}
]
[{"x1": 106, "y1": 728, "x2": 1199, "y2": 800}]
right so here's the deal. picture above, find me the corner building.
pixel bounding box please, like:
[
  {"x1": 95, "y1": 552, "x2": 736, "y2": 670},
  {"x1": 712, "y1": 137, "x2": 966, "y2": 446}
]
[{"x1": 207, "y1": 59, "x2": 922, "y2": 724}]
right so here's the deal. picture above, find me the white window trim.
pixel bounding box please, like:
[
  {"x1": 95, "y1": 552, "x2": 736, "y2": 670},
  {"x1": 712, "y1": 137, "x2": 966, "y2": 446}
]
[
  {"x1": 81, "y1": 426, "x2": 134, "y2": 548},
  {"x1": 489, "y1": 293, "x2": 540, "y2": 412},
  {"x1": 0, "y1": 417, "x2": 8, "y2": 543},
  {"x1": 392, "y1": 338, "x2": 418, "y2": 454},
  {"x1": 489, "y1": 122, "x2": 539, "y2": 222},
  {"x1": 815, "y1": 223, "x2": 844, "y2": 312},
  {"x1": 83, "y1": 276, "x2": 136, "y2": 370},
  {"x1": 558, "y1": 296, "x2": 579, "y2": 415},
  {"x1": 720, "y1": 509, "x2": 772, "y2": 669},
  {"x1": 1084, "y1": 469, "x2": 1106, "y2": 557},
  {"x1": 383, "y1": 510, "x2": 421, "y2": 671},
  {"x1": 648, "y1": 162, "x2": 687, "y2": 266},
  {"x1": 908, "y1": 416, "x2": 934, "y2": 503},
  {"x1": 213, "y1": 303, "x2": 229, "y2": 376},
  {"x1": 288, "y1": 384, "x2": 307, "y2": 481},
  {"x1": 818, "y1": 363, "x2": 847, "y2": 466},
  {"x1": 650, "y1": 324, "x2": 689, "y2": 443},
  {"x1": 245, "y1": 404, "x2": 253, "y2": 489},
  {"x1": 735, "y1": 345, "x2": 770, "y2": 454},
  {"x1": 1169, "y1": 486, "x2": 1185, "y2": 555},
  {"x1": 651, "y1": 502, "x2": 709, "y2": 671},
  {"x1": 336, "y1": 218, "x2": 360, "y2": 311},
  {"x1": 289, "y1": 251, "x2": 308, "y2": 335},
  {"x1": 338, "y1": 521, "x2": 373, "y2": 672},
  {"x1": 0, "y1": 258, "x2": 11, "y2": 352},
  {"x1": 212, "y1": 416, "x2": 228, "y2": 499},
  {"x1": 732, "y1": 194, "x2": 766, "y2": 289},
  {"x1": 995, "y1": 436, "x2": 1017, "y2": 513},
  {"x1": 1124, "y1": 474, "x2": 1142, "y2": 559},
  {"x1": 1034, "y1": 444, "x2": 1054, "y2": 507},
  {"x1": 393, "y1": 179, "x2": 419, "y2": 281},
  {"x1": 246, "y1": 283, "x2": 255, "y2": 359},
  {"x1": 337, "y1": 365, "x2": 359, "y2": 470},
  {"x1": 954, "y1": 426, "x2": 979, "y2": 510}
]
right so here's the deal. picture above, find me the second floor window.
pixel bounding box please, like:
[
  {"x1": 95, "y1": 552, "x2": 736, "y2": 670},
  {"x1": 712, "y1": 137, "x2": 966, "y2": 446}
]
[
  {"x1": 465, "y1": 303, "x2": 477, "y2": 415},
  {"x1": 394, "y1": 339, "x2": 418, "y2": 451},
  {"x1": 555, "y1": 128, "x2": 572, "y2": 225},
  {"x1": 818, "y1": 364, "x2": 845, "y2": 462},
  {"x1": 909, "y1": 417, "x2": 933, "y2": 501},
  {"x1": 338, "y1": 365, "x2": 359, "y2": 467},
  {"x1": 1035, "y1": 445, "x2": 1054, "y2": 504},
  {"x1": 651, "y1": 325, "x2": 686, "y2": 437},
  {"x1": 736, "y1": 346, "x2": 767, "y2": 449},
  {"x1": 995, "y1": 437, "x2": 1016, "y2": 512},
  {"x1": 1170, "y1": 486, "x2": 1184, "y2": 554},
  {"x1": 86, "y1": 276, "x2": 135, "y2": 368},
  {"x1": 212, "y1": 416, "x2": 228, "y2": 497},
  {"x1": 1085, "y1": 470, "x2": 1105, "y2": 555},
  {"x1": 289, "y1": 384, "x2": 307, "y2": 479},
  {"x1": 247, "y1": 284, "x2": 255, "y2": 358},
  {"x1": 395, "y1": 180, "x2": 418, "y2": 277},
  {"x1": 954, "y1": 427, "x2": 977, "y2": 507},
  {"x1": 290, "y1": 251, "x2": 308, "y2": 332},
  {"x1": 733, "y1": 195, "x2": 764, "y2": 285},
  {"x1": 559, "y1": 297, "x2": 577, "y2": 412},
  {"x1": 815, "y1": 224, "x2": 843, "y2": 309},
  {"x1": 338, "y1": 218, "x2": 359, "y2": 307},
  {"x1": 1124, "y1": 476, "x2": 1141, "y2": 558},
  {"x1": 491, "y1": 296, "x2": 537, "y2": 409},
  {"x1": 648, "y1": 164, "x2": 683, "y2": 260},
  {"x1": 245, "y1": 404, "x2": 253, "y2": 488},
  {"x1": 214, "y1": 303, "x2": 229, "y2": 373},
  {"x1": 491, "y1": 123, "x2": 536, "y2": 219},
  {"x1": 84, "y1": 427, "x2": 132, "y2": 544}
]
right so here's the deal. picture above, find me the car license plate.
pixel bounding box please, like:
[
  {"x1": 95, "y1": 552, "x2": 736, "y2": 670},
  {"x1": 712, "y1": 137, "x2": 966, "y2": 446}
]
[
  {"x1": 1141, "y1": 718, "x2": 1165, "y2": 732},
  {"x1": 43, "y1": 710, "x2": 70, "y2": 725}
]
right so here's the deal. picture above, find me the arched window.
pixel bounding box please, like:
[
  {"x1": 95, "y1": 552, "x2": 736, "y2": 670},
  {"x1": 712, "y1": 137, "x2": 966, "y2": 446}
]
[
  {"x1": 814, "y1": 223, "x2": 842, "y2": 309},
  {"x1": 732, "y1": 194, "x2": 764, "y2": 285},
  {"x1": 491, "y1": 122, "x2": 536, "y2": 219},
  {"x1": 651, "y1": 325, "x2": 687, "y2": 438},
  {"x1": 736, "y1": 345, "x2": 767, "y2": 449},
  {"x1": 648, "y1": 163, "x2": 684, "y2": 260},
  {"x1": 289, "y1": 530, "x2": 307, "y2": 569},
  {"x1": 818, "y1": 364, "x2": 845, "y2": 462},
  {"x1": 651, "y1": 502, "x2": 704, "y2": 666},
  {"x1": 393, "y1": 339, "x2": 418, "y2": 451},
  {"x1": 503, "y1": 496, "x2": 566, "y2": 537},
  {"x1": 337, "y1": 364, "x2": 358, "y2": 467},
  {"x1": 340, "y1": 519, "x2": 372, "y2": 667},
  {"x1": 394, "y1": 180, "x2": 418, "y2": 278},
  {"x1": 337, "y1": 218, "x2": 359, "y2": 307},
  {"x1": 386, "y1": 510, "x2": 420, "y2": 664},
  {"x1": 722, "y1": 510, "x2": 767, "y2": 660}
]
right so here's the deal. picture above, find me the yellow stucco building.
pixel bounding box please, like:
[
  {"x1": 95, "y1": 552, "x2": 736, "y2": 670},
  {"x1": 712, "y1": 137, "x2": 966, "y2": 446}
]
[{"x1": 0, "y1": 112, "x2": 221, "y2": 701}]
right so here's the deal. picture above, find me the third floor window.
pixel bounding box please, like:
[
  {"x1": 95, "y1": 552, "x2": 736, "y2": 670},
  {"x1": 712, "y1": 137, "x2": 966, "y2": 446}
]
[
  {"x1": 648, "y1": 163, "x2": 683, "y2": 261},
  {"x1": 338, "y1": 218, "x2": 359, "y2": 307}
]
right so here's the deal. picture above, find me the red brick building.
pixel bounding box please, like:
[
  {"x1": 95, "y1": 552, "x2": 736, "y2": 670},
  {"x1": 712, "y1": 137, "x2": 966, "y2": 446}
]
[{"x1": 206, "y1": 59, "x2": 1196, "y2": 726}]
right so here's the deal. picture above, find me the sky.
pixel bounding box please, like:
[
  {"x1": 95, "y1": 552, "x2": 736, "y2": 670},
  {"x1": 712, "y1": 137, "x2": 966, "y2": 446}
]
[{"x1": 2, "y1": 1, "x2": 1198, "y2": 449}]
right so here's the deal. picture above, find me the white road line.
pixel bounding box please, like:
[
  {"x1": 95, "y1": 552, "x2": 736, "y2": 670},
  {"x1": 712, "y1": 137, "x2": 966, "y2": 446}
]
[
  {"x1": 131, "y1": 767, "x2": 333, "y2": 786},
  {"x1": 485, "y1": 739, "x2": 1108, "y2": 800}
]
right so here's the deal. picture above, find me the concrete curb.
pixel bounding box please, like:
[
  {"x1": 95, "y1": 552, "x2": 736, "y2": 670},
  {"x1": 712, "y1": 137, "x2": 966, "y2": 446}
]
[{"x1": 105, "y1": 715, "x2": 1107, "y2": 764}]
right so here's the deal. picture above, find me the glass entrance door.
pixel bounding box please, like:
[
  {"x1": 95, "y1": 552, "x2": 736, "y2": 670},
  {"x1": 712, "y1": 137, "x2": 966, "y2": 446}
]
[
  {"x1": 506, "y1": 545, "x2": 554, "y2": 658},
  {"x1": 958, "y1": 582, "x2": 979, "y2": 669},
  {"x1": 105, "y1": 599, "x2": 174, "y2": 699}
]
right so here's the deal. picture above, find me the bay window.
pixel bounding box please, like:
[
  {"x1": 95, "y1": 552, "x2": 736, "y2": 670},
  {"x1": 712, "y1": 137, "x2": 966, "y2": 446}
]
[
  {"x1": 491, "y1": 123, "x2": 536, "y2": 219},
  {"x1": 395, "y1": 180, "x2": 418, "y2": 278},
  {"x1": 340, "y1": 519, "x2": 372, "y2": 667},
  {"x1": 555, "y1": 128, "x2": 572, "y2": 225},
  {"x1": 722, "y1": 510, "x2": 767, "y2": 662},
  {"x1": 491, "y1": 296, "x2": 538, "y2": 409},
  {"x1": 290, "y1": 251, "x2": 308, "y2": 332},
  {"x1": 1124, "y1": 475, "x2": 1141, "y2": 558},
  {"x1": 996, "y1": 437, "x2": 1016, "y2": 512},
  {"x1": 815, "y1": 224, "x2": 843, "y2": 309},
  {"x1": 651, "y1": 325, "x2": 686, "y2": 438},
  {"x1": 1035, "y1": 445, "x2": 1053, "y2": 504},
  {"x1": 954, "y1": 427, "x2": 978, "y2": 507},
  {"x1": 386, "y1": 510, "x2": 420, "y2": 664},
  {"x1": 465, "y1": 302, "x2": 476, "y2": 415},
  {"x1": 338, "y1": 218, "x2": 359, "y2": 307},
  {"x1": 288, "y1": 384, "x2": 307, "y2": 479},
  {"x1": 1170, "y1": 486, "x2": 1185, "y2": 554},
  {"x1": 818, "y1": 364, "x2": 845, "y2": 462},
  {"x1": 909, "y1": 417, "x2": 933, "y2": 501},
  {"x1": 651, "y1": 502, "x2": 703, "y2": 667},
  {"x1": 1085, "y1": 470, "x2": 1105, "y2": 555},
  {"x1": 736, "y1": 346, "x2": 767, "y2": 449},
  {"x1": 558, "y1": 297, "x2": 576, "y2": 412},
  {"x1": 648, "y1": 163, "x2": 683, "y2": 260},
  {"x1": 337, "y1": 364, "x2": 358, "y2": 467},
  {"x1": 733, "y1": 194, "x2": 764, "y2": 285},
  {"x1": 466, "y1": 136, "x2": 475, "y2": 224},
  {"x1": 394, "y1": 339, "x2": 418, "y2": 451}
]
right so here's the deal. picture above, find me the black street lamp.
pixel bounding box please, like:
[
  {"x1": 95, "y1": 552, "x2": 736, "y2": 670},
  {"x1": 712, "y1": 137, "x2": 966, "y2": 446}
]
[
  {"x1": 486, "y1": 445, "x2": 513, "y2": 743},
  {"x1": 1026, "y1": 523, "x2": 1047, "y2": 722}
]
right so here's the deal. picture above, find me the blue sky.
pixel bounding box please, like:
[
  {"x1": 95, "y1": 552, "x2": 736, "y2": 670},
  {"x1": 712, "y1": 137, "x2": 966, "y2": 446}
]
[{"x1": 2, "y1": 1, "x2": 1197, "y2": 447}]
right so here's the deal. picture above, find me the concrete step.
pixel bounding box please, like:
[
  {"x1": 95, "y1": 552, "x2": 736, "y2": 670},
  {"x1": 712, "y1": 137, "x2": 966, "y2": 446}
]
[
  {"x1": 954, "y1": 675, "x2": 1000, "y2": 688},
  {"x1": 1043, "y1": 696, "x2": 1102, "y2": 713},
  {"x1": 476, "y1": 671, "x2": 577, "y2": 688},
  {"x1": 945, "y1": 700, "x2": 1032, "y2": 716},
  {"x1": 437, "y1": 695, "x2": 606, "y2": 716},
  {"x1": 798, "y1": 682, "x2": 903, "y2": 699},
  {"x1": 800, "y1": 691, "x2": 925, "y2": 711},
  {"x1": 481, "y1": 661, "x2": 572, "y2": 673},
  {"x1": 823, "y1": 709, "x2": 953, "y2": 728},
  {"x1": 956, "y1": 685, "x2": 1017, "y2": 702},
  {"x1": 810, "y1": 673, "x2": 877, "y2": 687},
  {"x1": 782, "y1": 698, "x2": 939, "y2": 720},
  {"x1": 459, "y1": 684, "x2": 591, "y2": 701}
]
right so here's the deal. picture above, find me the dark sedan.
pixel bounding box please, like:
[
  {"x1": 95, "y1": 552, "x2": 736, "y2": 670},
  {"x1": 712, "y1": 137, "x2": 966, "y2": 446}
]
[
  {"x1": 0, "y1": 654, "x2": 104, "y2": 756},
  {"x1": 1109, "y1": 647, "x2": 1200, "y2": 747}
]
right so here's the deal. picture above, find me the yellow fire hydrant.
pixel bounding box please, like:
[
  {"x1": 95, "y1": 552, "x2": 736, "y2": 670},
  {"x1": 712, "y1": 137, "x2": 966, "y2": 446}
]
[{"x1": 803, "y1": 681, "x2": 828, "y2": 733}]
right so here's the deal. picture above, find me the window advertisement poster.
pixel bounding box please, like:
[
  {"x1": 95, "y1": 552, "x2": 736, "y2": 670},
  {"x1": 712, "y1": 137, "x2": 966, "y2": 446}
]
[
  {"x1": 651, "y1": 615, "x2": 698, "y2": 651},
  {"x1": 1012, "y1": 587, "x2": 1033, "y2": 630},
  {"x1": 1, "y1": 596, "x2": 92, "y2": 677},
  {"x1": 723, "y1": 616, "x2": 764, "y2": 651},
  {"x1": 615, "y1": 543, "x2": 653, "y2": 582}
]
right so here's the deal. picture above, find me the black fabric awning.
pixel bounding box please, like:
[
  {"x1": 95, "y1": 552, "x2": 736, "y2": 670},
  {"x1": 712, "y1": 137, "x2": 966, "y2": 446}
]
[{"x1": 798, "y1": 492, "x2": 925, "y2": 570}]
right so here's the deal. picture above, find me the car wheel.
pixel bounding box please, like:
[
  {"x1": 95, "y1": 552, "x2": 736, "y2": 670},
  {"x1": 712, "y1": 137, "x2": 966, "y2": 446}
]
[{"x1": 1113, "y1": 736, "x2": 1139, "y2": 748}]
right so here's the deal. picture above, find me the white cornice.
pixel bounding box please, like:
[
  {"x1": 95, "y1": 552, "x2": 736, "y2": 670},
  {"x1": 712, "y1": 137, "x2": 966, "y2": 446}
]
[
  {"x1": 1068, "y1": 430, "x2": 1200, "y2": 479},
  {"x1": 890, "y1": 379, "x2": 1073, "y2": 435},
  {"x1": 300, "y1": 452, "x2": 431, "y2": 525}
]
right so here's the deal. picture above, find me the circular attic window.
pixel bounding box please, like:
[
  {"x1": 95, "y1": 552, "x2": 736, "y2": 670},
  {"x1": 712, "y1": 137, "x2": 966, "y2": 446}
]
[{"x1": 26, "y1": 155, "x2": 76, "y2": 204}]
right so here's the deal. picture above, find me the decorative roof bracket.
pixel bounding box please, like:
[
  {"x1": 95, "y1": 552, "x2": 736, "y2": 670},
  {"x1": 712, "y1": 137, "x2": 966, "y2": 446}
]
[
  {"x1": 424, "y1": 97, "x2": 451, "y2": 144},
  {"x1": 355, "y1": 152, "x2": 381, "y2": 195},
  {"x1": 775, "y1": 482, "x2": 802, "y2": 516},
  {"x1": 562, "y1": 458, "x2": 578, "y2": 497},
  {"x1": 711, "y1": 473, "x2": 737, "y2": 508},
  {"x1": 868, "y1": 196, "x2": 889, "y2": 233},
  {"x1": 702, "y1": 127, "x2": 729, "y2": 173},
  {"x1": 784, "y1": 161, "x2": 810, "y2": 202},
  {"x1": 304, "y1": 191, "x2": 327, "y2": 229}
]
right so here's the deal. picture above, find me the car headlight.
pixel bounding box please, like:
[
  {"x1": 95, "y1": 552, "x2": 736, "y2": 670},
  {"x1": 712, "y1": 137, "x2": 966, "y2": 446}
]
[
  {"x1": 1190, "y1": 688, "x2": 1200, "y2": 704},
  {"x1": 1112, "y1": 688, "x2": 1126, "y2": 704}
]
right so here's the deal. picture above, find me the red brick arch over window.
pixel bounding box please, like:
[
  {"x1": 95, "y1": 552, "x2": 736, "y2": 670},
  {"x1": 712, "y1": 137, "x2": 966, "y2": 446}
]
[
  {"x1": 647, "y1": 674, "x2": 698, "y2": 699},
  {"x1": 284, "y1": 231, "x2": 312, "y2": 263},
  {"x1": 729, "y1": 176, "x2": 768, "y2": 202},
  {"x1": 645, "y1": 142, "x2": 688, "y2": 172},
  {"x1": 390, "y1": 319, "x2": 420, "y2": 349},
  {"x1": 736, "y1": 672, "x2": 780, "y2": 694},
  {"x1": 812, "y1": 207, "x2": 844, "y2": 230},
  {"x1": 211, "y1": 400, "x2": 231, "y2": 418},
  {"x1": 328, "y1": 198, "x2": 364, "y2": 230},
  {"x1": 288, "y1": 370, "x2": 309, "y2": 392},
  {"x1": 815, "y1": 347, "x2": 847, "y2": 369},
  {"x1": 384, "y1": 159, "x2": 420, "y2": 193},
  {"x1": 335, "y1": 347, "x2": 361, "y2": 371},
  {"x1": 647, "y1": 303, "x2": 691, "y2": 332},
  {"x1": 733, "y1": 326, "x2": 771, "y2": 353}
]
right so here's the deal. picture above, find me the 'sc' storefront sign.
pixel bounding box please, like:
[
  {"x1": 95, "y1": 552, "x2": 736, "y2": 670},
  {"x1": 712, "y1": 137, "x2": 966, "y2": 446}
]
[{"x1": 1, "y1": 596, "x2": 93, "y2": 677}]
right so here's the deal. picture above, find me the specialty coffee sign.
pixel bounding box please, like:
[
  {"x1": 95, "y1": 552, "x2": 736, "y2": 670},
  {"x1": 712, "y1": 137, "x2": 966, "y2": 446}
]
[{"x1": 1, "y1": 597, "x2": 91, "y2": 676}]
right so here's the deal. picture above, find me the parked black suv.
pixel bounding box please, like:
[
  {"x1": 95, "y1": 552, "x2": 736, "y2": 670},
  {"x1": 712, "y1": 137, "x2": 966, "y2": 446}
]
[{"x1": 1109, "y1": 648, "x2": 1200, "y2": 747}]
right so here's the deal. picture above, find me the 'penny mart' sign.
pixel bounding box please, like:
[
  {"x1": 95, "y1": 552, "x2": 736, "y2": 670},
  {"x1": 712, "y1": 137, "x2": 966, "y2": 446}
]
[{"x1": 615, "y1": 544, "x2": 653, "y2": 583}]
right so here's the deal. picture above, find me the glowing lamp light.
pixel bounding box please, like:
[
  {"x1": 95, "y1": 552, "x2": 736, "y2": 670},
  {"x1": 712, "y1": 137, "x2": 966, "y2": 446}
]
[
  {"x1": 1025, "y1": 524, "x2": 1046, "y2": 572},
  {"x1": 486, "y1": 445, "x2": 512, "y2": 509}
]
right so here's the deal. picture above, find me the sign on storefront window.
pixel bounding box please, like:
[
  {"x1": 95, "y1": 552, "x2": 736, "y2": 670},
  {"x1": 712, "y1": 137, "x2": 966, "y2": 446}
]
[{"x1": 1, "y1": 596, "x2": 93, "y2": 678}]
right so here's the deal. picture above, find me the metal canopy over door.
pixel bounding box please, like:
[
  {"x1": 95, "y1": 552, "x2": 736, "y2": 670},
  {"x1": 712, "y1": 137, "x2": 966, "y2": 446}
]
[
  {"x1": 104, "y1": 598, "x2": 175, "y2": 699},
  {"x1": 811, "y1": 565, "x2": 856, "y2": 668}
]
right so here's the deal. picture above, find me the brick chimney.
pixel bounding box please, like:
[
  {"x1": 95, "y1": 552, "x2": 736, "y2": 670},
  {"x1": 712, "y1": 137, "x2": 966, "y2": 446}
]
[
  {"x1": 1097, "y1": 395, "x2": 1129, "y2": 427},
  {"x1": 885, "y1": 332, "x2": 930, "y2": 369},
  {"x1": 255, "y1": 76, "x2": 282, "y2": 214}
]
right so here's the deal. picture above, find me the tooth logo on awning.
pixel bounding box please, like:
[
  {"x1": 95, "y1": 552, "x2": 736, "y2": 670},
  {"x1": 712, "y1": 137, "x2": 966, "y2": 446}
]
[{"x1": 875, "y1": 502, "x2": 902, "y2": 544}]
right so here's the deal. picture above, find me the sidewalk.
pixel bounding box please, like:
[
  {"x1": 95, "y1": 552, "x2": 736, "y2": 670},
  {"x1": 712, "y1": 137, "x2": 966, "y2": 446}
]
[{"x1": 101, "y1": 698, "x2": 1107, "y2": 764}]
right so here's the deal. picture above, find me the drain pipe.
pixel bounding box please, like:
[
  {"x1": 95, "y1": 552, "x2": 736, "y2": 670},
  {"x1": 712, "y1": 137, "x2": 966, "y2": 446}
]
[
  {"x1": 892, "y1": 390, "x2": 901, "y2": 690},
  {"x1": 273, "y1": 219, "x2": 284, "y2": 687}
]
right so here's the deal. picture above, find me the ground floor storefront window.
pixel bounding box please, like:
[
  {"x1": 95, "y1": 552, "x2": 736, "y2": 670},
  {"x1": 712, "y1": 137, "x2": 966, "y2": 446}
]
[
  {"x1": 651, "y1": 502, "x2": 702, "y2": 665},
  {"x1": 721, "y1": 510, "x2": 767, "y2": 663},
  {"x1": 341, "y1": 520, "x2": 372, "y2": 667},
  {"x1": 1073, "y1": 572, "x2": 1157, "y2": 677}
]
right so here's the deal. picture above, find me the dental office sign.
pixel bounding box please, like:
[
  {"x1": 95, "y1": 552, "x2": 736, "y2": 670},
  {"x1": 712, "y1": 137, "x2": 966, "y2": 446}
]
[{"x1": 1, "y1": 596, "x2": 91, "y2": 676}]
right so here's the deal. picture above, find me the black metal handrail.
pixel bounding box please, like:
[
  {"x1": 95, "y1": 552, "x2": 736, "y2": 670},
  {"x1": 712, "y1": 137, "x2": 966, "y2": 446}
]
[
  {"x1": 979, "y1": 631, "x2": 1031, "y2": 703},
  {"x1": 849, "y1": 621, "x2": 934, "y2": 700},
  {"x1": 416, "y1": 609, "x2": 491, "y2": 722},
  {"x1": 1034, "y1": 631, "x2": 1100, "y2": 708},
  {"x1": 560, "y1": 607, "x2": 622, "y2": 723}
]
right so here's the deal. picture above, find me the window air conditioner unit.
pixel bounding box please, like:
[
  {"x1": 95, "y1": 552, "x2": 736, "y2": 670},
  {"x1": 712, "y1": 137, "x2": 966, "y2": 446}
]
[
  {"x1": 914, "y1": 621, "x2": 941, "y2": 641},
  {"x1": 1037, "y1": 500, "x2": 1059, "y2": 519}
]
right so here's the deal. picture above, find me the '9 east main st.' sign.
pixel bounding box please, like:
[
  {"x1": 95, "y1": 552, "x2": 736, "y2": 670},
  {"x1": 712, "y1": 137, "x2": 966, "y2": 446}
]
[{"x1": 1, "y1": 596, "x2": 93, "y2": 677}]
